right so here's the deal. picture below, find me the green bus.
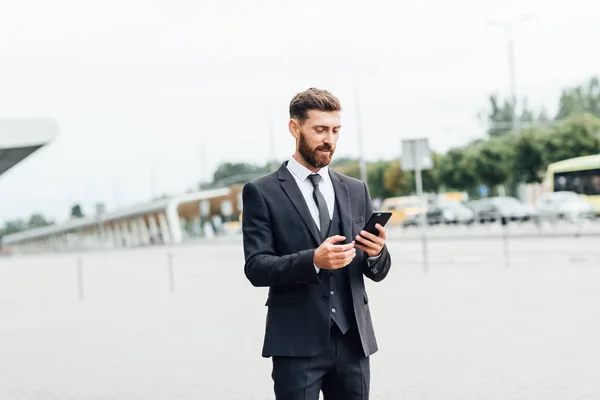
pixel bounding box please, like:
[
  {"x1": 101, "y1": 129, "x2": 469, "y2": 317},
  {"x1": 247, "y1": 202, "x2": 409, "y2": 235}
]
[{"x1": 544, "y1": 154, "x2": 600, "y2": 215}]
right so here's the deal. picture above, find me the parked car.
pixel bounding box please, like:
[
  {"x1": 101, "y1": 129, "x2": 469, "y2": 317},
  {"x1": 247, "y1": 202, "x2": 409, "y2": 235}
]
[
  {"x1": 466, "y1": 199, "x2": 497, "y2": 224},
  {"x1": 426, "y1": 200, "x2": 474, "y2": 225},
  {"x1": 535, "y1": 191, "x2": 596, "y2": 224},
  {"x1": 467, "y1": 196, "x2": 532, "y2": 225},
  {"x1": 381, "y1": 196, "x2": 426, "y2": 227}
]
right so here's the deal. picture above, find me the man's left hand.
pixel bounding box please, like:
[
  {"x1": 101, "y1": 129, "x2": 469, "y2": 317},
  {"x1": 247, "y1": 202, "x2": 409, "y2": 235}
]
[{"x1": 355, "y1": 223, "x2": 386, "y2": 257}]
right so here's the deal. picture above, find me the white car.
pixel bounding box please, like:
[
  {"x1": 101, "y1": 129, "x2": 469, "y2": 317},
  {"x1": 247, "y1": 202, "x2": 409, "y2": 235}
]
[{"x1": 535, "y1": 191, "x2": 596, "y2": 224}]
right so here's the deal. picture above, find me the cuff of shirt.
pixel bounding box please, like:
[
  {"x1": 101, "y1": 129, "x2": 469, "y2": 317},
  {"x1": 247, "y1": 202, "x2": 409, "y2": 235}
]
[{"x1": 367, "y1": 253, "x2": 381, "y2": 266}]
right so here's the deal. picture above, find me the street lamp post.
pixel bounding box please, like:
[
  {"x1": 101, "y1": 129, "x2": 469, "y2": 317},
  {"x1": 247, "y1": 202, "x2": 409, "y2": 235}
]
[
  {"x1": 355, "y1": 84, "x2": 367, "y2": 184},
  {"x1": 488, "y1": 15, "x2": 532, "y2": 134},
  {"x1": 269, "y1": 118, "x2": 277, "y2": 171}
]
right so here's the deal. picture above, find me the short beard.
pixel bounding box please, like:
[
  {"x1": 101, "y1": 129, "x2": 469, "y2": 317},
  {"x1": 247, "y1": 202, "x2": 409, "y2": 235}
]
[{"x1": 298, "y1": 133, "x2": 335, "y2": 169}]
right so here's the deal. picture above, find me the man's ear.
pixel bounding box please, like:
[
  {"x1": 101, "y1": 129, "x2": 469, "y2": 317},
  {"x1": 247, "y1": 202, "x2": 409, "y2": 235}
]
[{"x1": 289, "y1": 119, "x2": 299, "y2": 139}]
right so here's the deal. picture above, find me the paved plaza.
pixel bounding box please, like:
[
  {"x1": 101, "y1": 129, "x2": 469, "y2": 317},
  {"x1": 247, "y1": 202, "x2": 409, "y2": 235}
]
[{"x1": 1, "y1": 234, "x2": 600, "y2": 399}]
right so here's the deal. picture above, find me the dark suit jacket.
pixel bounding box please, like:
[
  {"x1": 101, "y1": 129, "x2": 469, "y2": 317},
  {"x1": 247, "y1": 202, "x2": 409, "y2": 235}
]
[{"x1": 242, "y1": 161, "x2": 392, "y2": 358}]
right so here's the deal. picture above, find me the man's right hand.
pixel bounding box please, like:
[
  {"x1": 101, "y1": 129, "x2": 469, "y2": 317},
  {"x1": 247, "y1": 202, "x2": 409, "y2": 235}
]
[{"x1": 314, "y1": 235, "x2": 356, "y2": 270}]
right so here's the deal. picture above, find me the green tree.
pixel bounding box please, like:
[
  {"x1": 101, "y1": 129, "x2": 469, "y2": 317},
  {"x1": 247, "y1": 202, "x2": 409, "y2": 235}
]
[
  {"x1": 507, "y1": 129, "x2": 547, "y2": 184},
  {"x1": 436, "y1": 147, "x2": 478, "y2": 191},
  {"x1": 465, "y1": 139, "x2": 510, "y2": 193},
  {"x1": 28, "y1": 213, "x2": 53, "y2": 228},
  {"x1": 330, "y1": 157, "x2": 359, "y2": 168},
  {"x1": 483, "y1": 95, "x2": 536, "y2": 137},
  {"x1": 2, "y1": 219, "x2": 27, "y2": 235},
  {"x1": 211, "y1": 162, "x2": 271, "y2": 185},
  {"x1": 366, "y1": 160, "x2": 395, "y2": 199},
  {"x1": 543, "y1": 113, "x2": 600, "y2": 164},
  {"x1": 71, "y1": 204, "x2": 84, "y2": 218},
  {"x1": 538, "y1": 106, "x2": 551, "y2": 125},
  {"x1": 331, "y1": 159, "x2": 360, "y2": 179},
  {"x1": 382, "y1": 160, "x2": 406, "y2": 196},
  {"x1": 555, "y1": 76, "x2": 600, "y2": 119}
]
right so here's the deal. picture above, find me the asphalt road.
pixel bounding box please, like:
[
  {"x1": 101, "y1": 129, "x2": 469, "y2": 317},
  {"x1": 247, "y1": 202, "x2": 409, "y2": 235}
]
[{"x1": 1, "y1": 236, "x2": 599, "y2": 399}]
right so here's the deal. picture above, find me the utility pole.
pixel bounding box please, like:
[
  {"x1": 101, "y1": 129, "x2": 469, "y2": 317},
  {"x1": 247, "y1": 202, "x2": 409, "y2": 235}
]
[
  {"x1": 488, "y1": 14, "x2": 532, "y2": 134},
  {"x1": 150, "y1": 161, "x2": 157, "y2": 200},
  {"x1": 200, "y1": 141, "x2": 207, "y2": 189},
  {"x1": 112, "y1": 176, "x2": 121, "y2": 209},
  {"x1": 355, "y1": 84, "x2": 367, "y2": 184},
  {"x1": 269, "y1": 119, "x2": 277, "y2": 171},
  {"x1": 507, "y1": 27, "x2": 519, "y2": 133}
]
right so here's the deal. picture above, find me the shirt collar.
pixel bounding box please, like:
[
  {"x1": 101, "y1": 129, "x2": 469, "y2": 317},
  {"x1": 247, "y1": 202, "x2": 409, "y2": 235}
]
[{"x1": 288, "y1": 155, "x2": 329, "y2": 182}]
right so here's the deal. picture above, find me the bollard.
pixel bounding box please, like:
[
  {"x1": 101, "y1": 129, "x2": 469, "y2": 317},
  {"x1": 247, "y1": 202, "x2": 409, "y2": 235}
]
[
  {"x1": 77, "y1": 257, "x2": 84, "y2": 301},
  {"x1": 168, "y1": 251, "x2": 175, "y2": 294}
]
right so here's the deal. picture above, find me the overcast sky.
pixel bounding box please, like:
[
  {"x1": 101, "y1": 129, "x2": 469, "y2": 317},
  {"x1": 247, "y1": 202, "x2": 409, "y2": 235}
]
[{"x1": 1, "y1": 0, "x2": 599, "y2": 222}]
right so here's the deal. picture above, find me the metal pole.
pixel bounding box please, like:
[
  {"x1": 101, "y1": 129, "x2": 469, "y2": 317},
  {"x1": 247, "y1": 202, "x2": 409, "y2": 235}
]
[
  {"x1": 488, "y1": 15, "x2": 531, "y2": 134},
  {"x1": 507, "y1": 27, "x2": 520, "y2": 134},
  {"x1": 168, "y1": 251, "x2": 175, "y2": 294},
  {"x1": 200, "y1": 141, "x2": 207, "y2": 188},
  {"x1": 150, "y1": 160, "x2": 157, "y2": 200},
  {"x1": 355, "y1": 85, "x2": 367, "y2": 184},
  {"x1": 416, "y1": 168, "x2": 428, "y2": 273},
  {"x1": 269, "y1": 119, "x2": 277, "y2": 171},
  {"x1": 77, "y1": 257, "x2": 84, "y2": 301},
  {"x1": 502, "y1": 226, "x2": 510, "y2": 268},
  {"x1": 411, "y1": 139, "x2": 428, "y2": 273}
]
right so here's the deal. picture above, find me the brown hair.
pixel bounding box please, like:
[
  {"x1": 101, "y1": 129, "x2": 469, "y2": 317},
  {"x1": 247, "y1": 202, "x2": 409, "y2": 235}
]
[{"x1": 289, "y1": 88, "x2": 341, "y2": 123}]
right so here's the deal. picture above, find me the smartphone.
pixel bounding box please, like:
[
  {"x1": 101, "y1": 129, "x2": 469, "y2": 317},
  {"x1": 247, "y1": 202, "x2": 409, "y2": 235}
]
[{"x1": 361, "y1": 211, "x2": 392, "y2": 236}]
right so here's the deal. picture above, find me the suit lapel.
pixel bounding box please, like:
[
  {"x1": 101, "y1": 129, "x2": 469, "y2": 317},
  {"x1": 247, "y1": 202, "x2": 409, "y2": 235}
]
[
  {"x1": 329, "y1": 170, "x2": 352, "y2": 245},
  {"x1": 278, "y1": 163, "x2": 322, "y2": 246}
]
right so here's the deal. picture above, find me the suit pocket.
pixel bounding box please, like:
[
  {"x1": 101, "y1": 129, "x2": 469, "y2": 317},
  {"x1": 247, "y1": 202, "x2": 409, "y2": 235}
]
[
  {"x1": 352, "y1": 215, "x2": 365, "y2": 226},
  {"x1": 363, "y1": 292, "x2": 369, "y2": 304},
  {"x1": 265, "y1": 293, "x2": 301, "y2": 306}
]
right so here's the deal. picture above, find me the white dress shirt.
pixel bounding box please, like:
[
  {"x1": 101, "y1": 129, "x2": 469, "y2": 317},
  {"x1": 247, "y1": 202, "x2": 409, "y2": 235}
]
[
  {"x1": 286, "y1": 156, "x2": 380, "y2": 272},
  {"x1": 286, "y1": 155, "x2": 335, "y2": 230}
]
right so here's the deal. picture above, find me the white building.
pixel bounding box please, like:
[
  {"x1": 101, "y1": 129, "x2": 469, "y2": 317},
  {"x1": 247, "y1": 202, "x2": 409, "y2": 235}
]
[
  {"x1": 1, "y1": 119, "x2": 240, "y2": 254},
  {"x1": 1, "y1": 188, "x2": 233, "y2": 254}
]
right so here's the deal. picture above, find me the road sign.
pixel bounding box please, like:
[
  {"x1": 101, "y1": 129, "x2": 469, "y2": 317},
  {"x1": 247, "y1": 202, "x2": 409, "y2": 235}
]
[
  {"x1": 95, "y1": 203, "x2": 105, "y2": 216},
  {"x1": 479, "y1": 185, "x2": 489, "y2": 198},
  {"x1": 401, "y1": 138, "x2": 433, "y2": 171}
]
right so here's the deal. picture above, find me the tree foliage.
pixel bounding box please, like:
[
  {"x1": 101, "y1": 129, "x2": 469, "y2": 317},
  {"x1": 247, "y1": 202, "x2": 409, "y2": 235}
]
[
  {"x1": 1, "y1": 214, "x2": 53, "y2": 236},
  {"x1": 436, "y1": 148, "x2": 478, "y2": 191},
  {"x1": 465, "y1": 139, "x2": 510, "y2": 191},
  {"x1": 483, "y1": 94, "x2": 538, "y2": 137},
  {"x1": 556, "y1": 76, "x2": 600, "y2": 119},
  {"x1": 71, "y1": 204, "x2": 84, "y2": 218},
  {"x1": 508, "y1": 129, "x2": 546, "y2": 184},
  {"x1": 367, "y1": 160, "x2": 397, "y2": 199},
  {"x1": 482, "y1": 94, "x2": 550, "y2": 137},
  {"x1": 28, "y1": 213, "x2": 53, "y2": 229},
  {"x1": 543, "y1": 113, "x2": 600, "y2": 164},
  {"x1": 382, "y1": 160, "x2": 405, "y2": 196},
  {"x1": 212, "y1": 162, "x2": 271, "y2": 183}
]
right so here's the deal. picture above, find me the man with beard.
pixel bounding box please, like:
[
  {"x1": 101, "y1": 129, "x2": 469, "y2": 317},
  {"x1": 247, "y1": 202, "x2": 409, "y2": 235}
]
[{"x1": 242, "y1": 88, "x2": 392, "y2": 400}]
